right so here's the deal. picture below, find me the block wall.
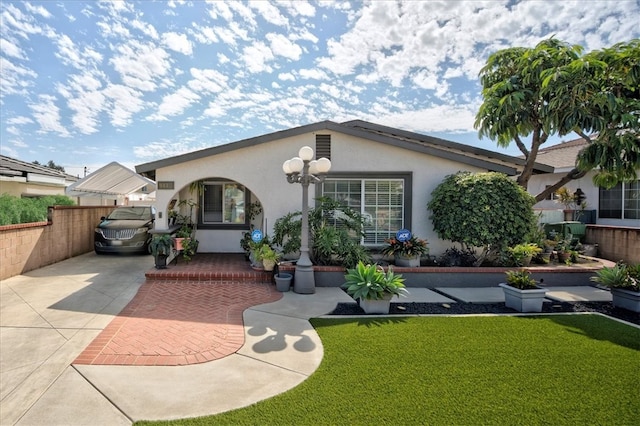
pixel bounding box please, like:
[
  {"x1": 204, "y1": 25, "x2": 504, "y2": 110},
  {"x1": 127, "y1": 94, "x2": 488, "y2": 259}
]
[
  {"x1": 0, "y1": 206, "x2": 114, "y2": 280},
  {"x1": 585, "y1": 225, "x2": 640, "y2": 264}
]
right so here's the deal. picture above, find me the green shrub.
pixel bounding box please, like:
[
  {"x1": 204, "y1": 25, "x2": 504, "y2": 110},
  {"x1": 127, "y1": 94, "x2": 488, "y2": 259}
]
[
  {"x1": 272, "y1": 197, "x2": 371, "y2": 268},
  {"x1": 0, "y1": 194, "x2": 75, "y2": 225},
  {"x1": 428, "y1": 172, "x2": 536, "y2": 266}
]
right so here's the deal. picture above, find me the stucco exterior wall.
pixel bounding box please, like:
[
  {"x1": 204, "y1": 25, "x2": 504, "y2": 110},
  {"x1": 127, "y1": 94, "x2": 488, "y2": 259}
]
[
  {"x1": 0, "y1": 179, "x2": 68, "y2": 198},
  {"x1": 152, "y1": 130, "x2": 487, "y2": 255}
]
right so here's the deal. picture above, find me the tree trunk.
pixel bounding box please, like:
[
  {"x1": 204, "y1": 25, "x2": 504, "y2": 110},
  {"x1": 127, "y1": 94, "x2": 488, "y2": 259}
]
[{"x1": 534, "y1": 167, "x2": 589, "y2": 202}]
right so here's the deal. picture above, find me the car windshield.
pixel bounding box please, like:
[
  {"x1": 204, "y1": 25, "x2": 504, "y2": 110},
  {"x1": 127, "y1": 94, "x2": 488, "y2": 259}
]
[{"x1": 107, "y1": 207, "x2": 153, "y2": 220}]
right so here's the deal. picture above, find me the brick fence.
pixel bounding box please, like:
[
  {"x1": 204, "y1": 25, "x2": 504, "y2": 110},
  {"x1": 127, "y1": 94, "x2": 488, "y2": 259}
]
[
  {"x1": 0, "y1": 206, "x2": 114, "y2": 280},
  {"x1": 585, "y1": 225, "x2": 639, "y2": 264}
]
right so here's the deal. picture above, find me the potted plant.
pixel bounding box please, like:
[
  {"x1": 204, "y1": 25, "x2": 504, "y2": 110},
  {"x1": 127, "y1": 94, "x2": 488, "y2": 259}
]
[
  {"x1": 342, "y1": 261, "x2": 408, "y2": 314},
  {"x1": 382, "y1": 235, "x2": 428, "y2": 267},
  {"x1": 174, "y1": 224, "x2": 192, "y2": 251},
  {"x1": 149, "y1": 234, "x2": 174, "y2": 269},
  {"x1": 499, "y1": 270, "x2": 547, "y2": 312},
  {"x1": 508, "y1": 243, "x2": 542, "y2": 266},
  {"x1": 555, "y1": 187, "x2": 576, "y2": 221},
  {"x1": 258, "y1": 245, "x2": 280, "y2": 272},
  {"x1": 181, "y1": 236, "x2": 198, "y2": 263},
  {"x1": 590, "y1": 263, "x2": 640, "y2": 312}
]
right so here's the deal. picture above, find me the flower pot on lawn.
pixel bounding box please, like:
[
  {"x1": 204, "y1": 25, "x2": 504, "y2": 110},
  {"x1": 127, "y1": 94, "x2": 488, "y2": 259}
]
[
  {"x1": 394, "y1": 254, "x2": 420, "y2": 267},
  {"x1": 274, "y1": 272, "x2": 293, "y2": 292},
  {"x1": 499, "y1": 283, "x2": 547, "y2": 313},
  {"x1": 359, "y1": 293, "x2": 393, "y2": 314}
]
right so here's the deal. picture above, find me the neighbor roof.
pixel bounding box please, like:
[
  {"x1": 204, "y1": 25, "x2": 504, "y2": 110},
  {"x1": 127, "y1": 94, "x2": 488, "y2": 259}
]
[
  {"x1": 135, "y1": 120, "x2": 553, "y2": 179},
  {"x1": 535, "y1": 137, "x2": 587, "y2": 169},
  {"x1": 0, "y1": 155, "x2": 76, "y2": 181}
]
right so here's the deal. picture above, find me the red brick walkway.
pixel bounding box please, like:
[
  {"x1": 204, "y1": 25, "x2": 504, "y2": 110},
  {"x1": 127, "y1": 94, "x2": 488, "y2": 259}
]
[{"x1": 74, "y1": 279, "x2": 282, "y2": 366}]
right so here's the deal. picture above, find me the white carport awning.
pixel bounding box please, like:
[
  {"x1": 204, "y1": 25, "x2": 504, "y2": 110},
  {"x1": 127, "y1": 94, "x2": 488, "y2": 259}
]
[{"x1": 65, "y1": 162, "x2": 156, "y2": 197}]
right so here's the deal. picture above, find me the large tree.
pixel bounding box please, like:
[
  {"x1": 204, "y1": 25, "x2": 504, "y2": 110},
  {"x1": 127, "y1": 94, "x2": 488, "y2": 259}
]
[{"x1": 475, "y1": 38, "x2": 640, "y2": 202}]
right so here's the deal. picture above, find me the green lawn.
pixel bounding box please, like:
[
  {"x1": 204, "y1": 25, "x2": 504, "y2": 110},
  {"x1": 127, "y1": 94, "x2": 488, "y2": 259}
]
[{"x1": 138, "y1": 315, "x2": 639, "y2": 425}]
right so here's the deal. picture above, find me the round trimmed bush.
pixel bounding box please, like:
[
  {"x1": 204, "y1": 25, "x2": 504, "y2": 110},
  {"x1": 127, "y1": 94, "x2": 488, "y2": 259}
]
[{"x1": 427, "y1": 172, "x2": 536, "y2": 265}]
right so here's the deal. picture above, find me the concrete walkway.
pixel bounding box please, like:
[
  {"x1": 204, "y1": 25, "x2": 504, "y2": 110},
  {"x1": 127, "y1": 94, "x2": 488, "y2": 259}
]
[{"x1": 1, "y1": 253, "x2": 616, "y2": 425}]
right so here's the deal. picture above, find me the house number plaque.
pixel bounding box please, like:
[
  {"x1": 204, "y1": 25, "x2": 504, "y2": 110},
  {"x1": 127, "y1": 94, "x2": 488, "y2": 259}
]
[{"x1": 157, "y1": 181, "x2": 175, "y2": 190}]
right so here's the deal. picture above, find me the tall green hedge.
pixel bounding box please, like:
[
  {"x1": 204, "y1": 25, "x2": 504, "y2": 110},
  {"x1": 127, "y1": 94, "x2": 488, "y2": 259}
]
[
  {"x1": 427, "y1": 172, "x2": 536, "y2": 265},
  {"x1": 0, "y1": 194, "x2": 75, "y2": 226}
]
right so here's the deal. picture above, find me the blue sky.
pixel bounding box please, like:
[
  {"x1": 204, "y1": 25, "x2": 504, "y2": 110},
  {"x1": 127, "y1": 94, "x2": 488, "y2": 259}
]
[{"x1": 1, "y1": 1, "x2": 639, "y2": 178}]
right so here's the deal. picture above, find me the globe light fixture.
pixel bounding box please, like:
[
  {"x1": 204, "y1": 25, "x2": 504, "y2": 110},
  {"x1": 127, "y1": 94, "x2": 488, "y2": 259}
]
[{"x1": 282, "y1": 146, "x2": 332, "y2": 293}]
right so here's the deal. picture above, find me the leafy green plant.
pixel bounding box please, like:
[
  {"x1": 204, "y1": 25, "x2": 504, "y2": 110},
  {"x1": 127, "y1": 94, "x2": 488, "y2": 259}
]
[
  {"x1": 508, "y1": 243, "x2": 542, "y2": 266},
  {"x1": 504, "y1": 270, "x2": 538, "y2": 290},
  {"x1": 381, "y1": 235, "x2": 429, "y2": 257},
  {"x1": 257, "y1": 245, "x2": 280, "y2": 263},
  {"x1": 149, "y1": 234, "x2": 174, "y2": 256},
  {"x1": 273, "y1": 197, "x2": 370, "y2": 267},
  {"x1": 590, "y1": 263, "x2": 639, "y2": 291},
  {"x1": 428, "y1": 172, "x2": 536, "y2": 266},
  {"x1": 240, "y1": 201, "x2": 263, "y2": 254},
  {"x1": 181, "y1": 237, "x2": 198, "y2": 262},
  {"x1": 342, "y1": 261, "x2": 407, "y2": 300},
  {"x1": 0, "y1": 194, "x2": 75, "y2": 225}
]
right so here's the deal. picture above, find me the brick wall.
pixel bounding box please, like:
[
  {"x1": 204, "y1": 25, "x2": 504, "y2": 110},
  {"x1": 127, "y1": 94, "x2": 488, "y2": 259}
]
[
  {"x1": 0, "y1": 206, "x2": 114, "y2": 280},
  {"x1": 585, "y1": 225, "x2": 640, "y2": 264}
]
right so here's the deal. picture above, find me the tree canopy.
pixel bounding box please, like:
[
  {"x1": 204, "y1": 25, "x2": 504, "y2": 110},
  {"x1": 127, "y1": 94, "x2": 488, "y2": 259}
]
[
  {"x1": 32, "y1": 160, "x2": 66, "y2": 173},
  {"x1": 475, "y1": 37, "x2": 640, "y2": 201}
]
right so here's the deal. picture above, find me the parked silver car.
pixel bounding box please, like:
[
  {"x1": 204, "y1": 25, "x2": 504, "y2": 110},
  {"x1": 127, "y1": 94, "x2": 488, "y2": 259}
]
[{"x1": 94, "y1": 206, "x2": 155, "y2": 254}]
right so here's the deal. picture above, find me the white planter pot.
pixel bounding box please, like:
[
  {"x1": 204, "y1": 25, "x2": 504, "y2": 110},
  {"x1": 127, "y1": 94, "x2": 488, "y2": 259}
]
[
  {"x1": 359, "y1": 294, "x2": 393, "y2": 314},
  {"x1": 611, "y1": 288, "x2": 640, "y2": 313},
  {"x1": 499, "y1": 283, "x2": 547, "y2": 313},
  {"x1": 395, "y1": 254, "x2": 420, "y2": 267}
]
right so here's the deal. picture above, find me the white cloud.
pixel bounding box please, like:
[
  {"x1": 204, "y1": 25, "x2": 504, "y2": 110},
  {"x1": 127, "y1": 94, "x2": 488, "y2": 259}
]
[
  {"x1": 152, "y1": 87, "x2": 201, "y2": 119},
  {"x1": 131, "y1": 19, "x2": 159, "y2": 39},
  {"x1": 29, "y1": 94, "x2": 70, "y2": 137},
  {"x1": 162, "y1": 32, "x2": 193, "y2": 55},
  {"x1": 266, "y1": 33, "x2": 302, "y2": 60},
  {"x1": 188, "y1": 68, "x2": 228, "y2": 93},
  {"x1": 102, "y1": 84, "x2": 145, "y2": 127},
  {"x1": 6, "y1": 116, "x2": 33, "y2": 125},
  {"x1": 242, "y1": 41, "x2": 274, "y2": 73},
  {"x1": 1, "y1": 37, "x2": 26, "y2": 59},
  {"x1": 0, "y1": 56, "x2": 37, "y2": 96},
  {"x1": 191, "y1": 24, "x2": 218, "y2": 44},
  {"x1": 249, "y1": 1, "x2": 289, "y2": 27},
  {"x1": 110, "y1": 41, "x2": 171, "y2": 92}
]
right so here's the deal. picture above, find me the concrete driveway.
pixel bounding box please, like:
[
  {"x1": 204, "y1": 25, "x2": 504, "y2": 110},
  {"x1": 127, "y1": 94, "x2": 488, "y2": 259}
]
[{"x1": 1, "y1": 253, "x2": 149, "y2": 425}]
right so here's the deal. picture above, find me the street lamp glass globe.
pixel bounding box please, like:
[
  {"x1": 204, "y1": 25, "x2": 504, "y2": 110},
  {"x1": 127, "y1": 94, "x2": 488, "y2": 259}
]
[
  {"x1": 299, "y1": 146, "x2": 314, "y2": 161},
  {"x1": 316, "y1": 157, "x2": 332, "y2": 173},
  {"x1": 308, "y1": 160, "x2": 319, "y2": 174},
  {"x1": 289, "y1": 157, "x2": 304, "y2": 173},
  {"x1": 282, "y1": 160, "x2": 293, "y2": 174}
]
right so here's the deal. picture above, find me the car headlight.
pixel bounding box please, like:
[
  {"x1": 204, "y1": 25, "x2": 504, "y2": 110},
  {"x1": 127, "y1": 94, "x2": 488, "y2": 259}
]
[{"x1": 135, "y1": 227, "x2": 148, "y2": 234}]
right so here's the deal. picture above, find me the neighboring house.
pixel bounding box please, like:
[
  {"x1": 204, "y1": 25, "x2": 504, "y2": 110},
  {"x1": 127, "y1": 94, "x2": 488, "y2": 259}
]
[
  {"x1": 0, "y1": 155, "x2": 77, "y2": 198},
  {"x1": 135, "y1": 120, "x2": 552, "y2": 255},
  {"x1": 528, "y1": 138, "x2": 640, "y2": 228}
]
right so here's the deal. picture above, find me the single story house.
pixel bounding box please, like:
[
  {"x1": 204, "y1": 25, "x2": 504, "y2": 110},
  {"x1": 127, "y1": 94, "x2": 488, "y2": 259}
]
[
  {"x1": 135, "y1": 120, "x2": 552, "y2": 255},
  {"x1": 528, "y1": 138, "x2": 640, "y2": 228},
  {"x1": 0, "y1": 155, "x2": 77, "y2": 198}
]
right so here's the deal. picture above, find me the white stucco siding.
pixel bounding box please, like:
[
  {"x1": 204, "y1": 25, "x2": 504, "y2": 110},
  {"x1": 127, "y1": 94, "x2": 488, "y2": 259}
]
[
  {"x1": 326, "y1": 132, "x2": 488, "y2": 255},
  {"x1": 153, "y1": 130, "x2": 504, "y2": 254}
]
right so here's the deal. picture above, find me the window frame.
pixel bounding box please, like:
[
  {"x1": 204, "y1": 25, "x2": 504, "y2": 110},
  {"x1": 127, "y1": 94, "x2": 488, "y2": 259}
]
[
  {"x1": 598, "y1": 180, "x2": 639, "y2": 220},
  {"x1": 316, "y1": 172, "x2": 412, "y2": 246},
  {"x1": 198, "y1": 181, "x2": 250, "y2": 230}
]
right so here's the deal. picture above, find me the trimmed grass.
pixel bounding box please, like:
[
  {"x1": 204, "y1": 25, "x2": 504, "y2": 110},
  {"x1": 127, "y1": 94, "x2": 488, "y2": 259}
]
[{"x1": 137, "y1": 315, "x2": 640, "y2": 425}]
